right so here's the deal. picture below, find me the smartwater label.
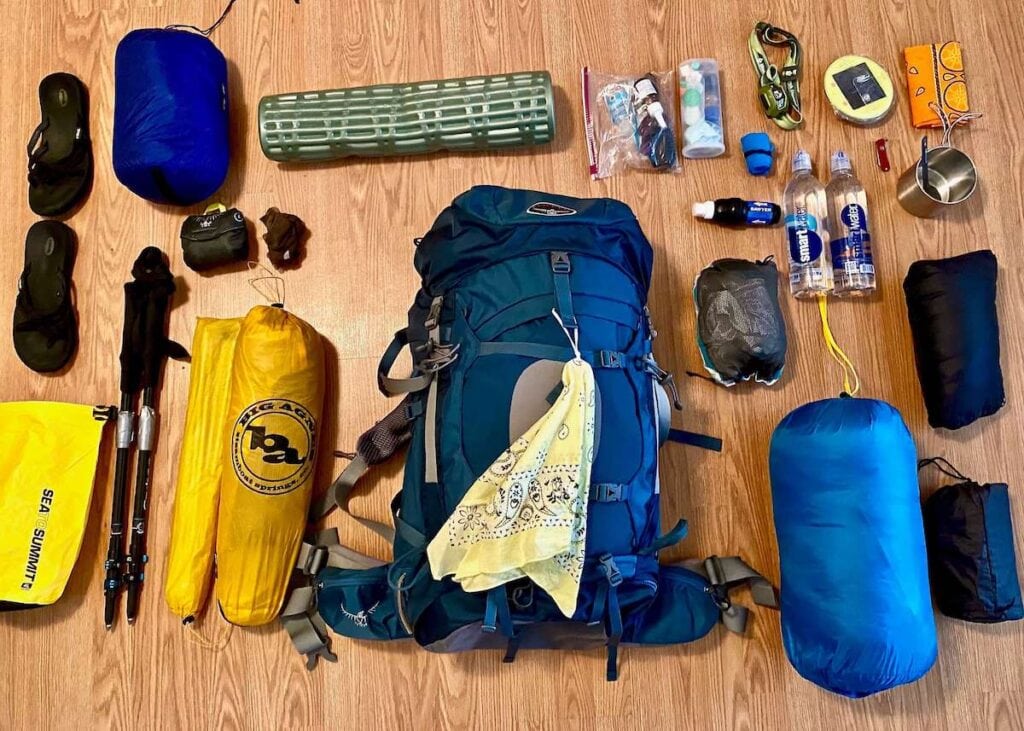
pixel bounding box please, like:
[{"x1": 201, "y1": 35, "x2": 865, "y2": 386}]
[
  {"x1": 830, "y1": 203, "x2": 873, "y2": 273},
  {"x1": 786, "y1": 211, "x2": 823, "y2": 264}
]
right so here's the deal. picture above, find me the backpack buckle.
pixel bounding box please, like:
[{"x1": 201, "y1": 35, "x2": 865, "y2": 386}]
[
  {"x1": 598, "y1": 350, "x2": 623, "y2": 369},
  {"x1": 424, "y1": 296, "x2": 443, "y2": 332},
  {"x1": 599, "y1": 554, "x2": 623, "y2": 587},
  {"x1": 510, "y1": 582, "x2": 534, "y2": 610},
  {"x1": 550, "y1": 252, "x2": 571, "y2": 274},
  {"x1": 591, "y1": 483, "x2": 625, "y2": 502},
  {"x1": 703, "y1": 556, "x2": 733, "y2": 611},
  {"x1": 303, "y1": 545, "x2": 328, "y2": 576},
  {"x1": 403, "y1": 400, "x2": 424, "y2": 421}
]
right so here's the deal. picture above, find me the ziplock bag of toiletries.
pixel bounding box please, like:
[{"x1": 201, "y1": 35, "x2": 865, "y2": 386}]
[{"x1": 582, "y1": 68, "x2": 681, "y2": 179}]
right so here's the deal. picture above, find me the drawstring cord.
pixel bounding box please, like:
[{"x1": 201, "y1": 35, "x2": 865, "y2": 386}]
[
  {"x1": 551, "y1": 309, "x2": 581, "y2": 361},
  {"x1": 167, "y1": 0, "x2": 238, "y2": 36},
  {"x1": 183, "y1": 612, "x2": 234, "y2": 651},
  {"x1": 167, "y1": 0, "x2": 301, "y2": 37},
  {"x1": 928, "y1": 101, "x2": 983, "y2": 149},
  {"x1": 817, "y1": 295, "x2": 860, "y2": 396},
  {"x1": 918, "y1": 456, "x2": 972, "y2": 482},
  {"x1": 247, "y1": 261, "x2": 286, "y2": 307}
]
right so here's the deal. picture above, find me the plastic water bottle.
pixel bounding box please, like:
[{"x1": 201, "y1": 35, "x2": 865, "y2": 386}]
[
  {"x1": 783, "y1": 150, "x2": 832, "y2": 297},
  {"x1": 826, "y1": 151, "x2": 876, "y2": 295}
]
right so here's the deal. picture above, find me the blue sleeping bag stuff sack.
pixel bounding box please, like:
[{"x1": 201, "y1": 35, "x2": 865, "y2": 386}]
[
  {"x1": 113, "y1": 29, "x2": 229, "y2": 205},
  {"x1": 769, "y1": 397, "x2": 937, "y2": 698}
]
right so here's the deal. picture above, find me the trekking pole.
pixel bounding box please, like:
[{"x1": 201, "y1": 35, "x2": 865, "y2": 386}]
[
  {"x1": 104, "y1": 391, "x2": 136, "y2": 629},
  {"x1": 125, "y1": 386, "x2": 156, "y2": 624},
  {"x1": 116, "y1": 246, "x2": 185, "y2": 626}
]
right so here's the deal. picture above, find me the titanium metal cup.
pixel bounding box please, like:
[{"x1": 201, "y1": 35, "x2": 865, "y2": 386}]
[{"x1": 897, "y1": 146, "x2": 978, "y2": 217}]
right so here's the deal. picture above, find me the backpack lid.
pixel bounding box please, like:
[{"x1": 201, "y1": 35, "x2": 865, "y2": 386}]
[{"x1": 414, "y1": 186, "x2": 653, "y2": 295}]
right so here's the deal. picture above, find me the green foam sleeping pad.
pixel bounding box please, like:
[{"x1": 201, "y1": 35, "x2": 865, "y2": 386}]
[{"x1": 259, "y1": 71, "x2": 555, "y2": 162}]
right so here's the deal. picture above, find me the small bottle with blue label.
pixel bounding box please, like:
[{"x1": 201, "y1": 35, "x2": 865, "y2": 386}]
[
  {"x1": 826, "y1": 151, "x2": 876, "y2": 295},
  {"x1": 783, "y1": 150, "x2": 833, "y2": 297},
  {"x1": 692, "y1": 198, "x2": 781, "y2": 226}
]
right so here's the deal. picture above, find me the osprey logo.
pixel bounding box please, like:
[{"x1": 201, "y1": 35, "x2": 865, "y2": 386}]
[
  {"x1": 526, "y1": 202, "x2": 577, "y2": 217},
  {"x1": 340, "y1": 601, "x2": 380, "y2": 628},
  {"x1": 198, "y1": 216, "x2": 216, "y2": 229},
  {"x1": 232, "y1": 399, "x2": 317, "y2": 495}
]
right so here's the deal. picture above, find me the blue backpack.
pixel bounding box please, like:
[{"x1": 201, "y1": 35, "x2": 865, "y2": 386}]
[{"x1": 283, "y1": 186, "x2": 775, "y2": 679}]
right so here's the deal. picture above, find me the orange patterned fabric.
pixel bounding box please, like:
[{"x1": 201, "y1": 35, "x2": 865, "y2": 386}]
[{"x1": 904, "y1": 42, "x2": 971, "y2": 128}]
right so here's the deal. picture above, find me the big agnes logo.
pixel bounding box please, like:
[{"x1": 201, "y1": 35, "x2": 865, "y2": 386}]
[{"x1": 232, "y1": 399, "x2": 317, "y2": 495}]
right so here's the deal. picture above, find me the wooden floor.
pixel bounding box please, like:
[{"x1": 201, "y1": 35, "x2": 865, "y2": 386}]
[{"x1": 2, "y1": 0, "x2": 1024, "y2": 728}]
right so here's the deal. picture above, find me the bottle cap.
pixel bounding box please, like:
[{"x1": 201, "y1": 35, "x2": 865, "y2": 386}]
[
  {"x1": 831, "y1": 150, "x2": 852, "y2": 173},
  {"x1": 792, "y1": 149, "x2": 812, "y2": 173},
  {"x1": 648, "y1": 101, "x2": 667, "y2": 129},
  {"x1": 740, "y1": 131, "x2": 774, "y2": 176},
  {"x1": 692, "y1": 201, "x2": 715, "y2": 220}
]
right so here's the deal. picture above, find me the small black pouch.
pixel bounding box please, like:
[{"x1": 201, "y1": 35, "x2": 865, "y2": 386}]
[
  {"x1": 903, "y1": 250, "x2": 1004, "y2": 430},
  {"x1": 920, "y1": 458, "x2": 1023, "y2": 623},
  {"x1": 180, "y1": 204, "x2": 249, "y2": 272},
  {"x1": 692, "y1": 257, "x2": 786, "y2": 386}
]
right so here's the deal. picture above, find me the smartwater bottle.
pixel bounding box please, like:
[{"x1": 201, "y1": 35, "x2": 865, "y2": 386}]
[
  {"x1": 826, "y1": 151, "x2": 876, "y2": 295},
  {"x1": 783, "y1": 150, "x2": 833, "y2": 297}
]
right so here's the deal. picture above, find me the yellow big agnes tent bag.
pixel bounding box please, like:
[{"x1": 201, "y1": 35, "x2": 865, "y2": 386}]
[
  {"x1": 164, "y1": 305, "x2": 325, "y2": 627},
  {"x1": 219, "y1": 306, "x2": 325, "y2": 625},
  {"x1": 0, "y1": 402, "x2": 111, "y2": 609}
]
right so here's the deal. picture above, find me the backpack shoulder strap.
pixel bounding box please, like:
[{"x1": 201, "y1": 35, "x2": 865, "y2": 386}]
[{"x1": 310, "y1": 395, "x2": 420, "y2": 536}]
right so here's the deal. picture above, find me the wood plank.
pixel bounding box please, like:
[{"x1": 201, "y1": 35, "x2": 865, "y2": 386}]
[{"x1": 1, "y1": 0, "x2": 1022, "y2": 728}]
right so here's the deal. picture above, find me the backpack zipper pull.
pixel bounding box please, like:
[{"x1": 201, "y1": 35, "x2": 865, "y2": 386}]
[{"x1": 643, "y1": 306, "x2": 658, "y2": 340}]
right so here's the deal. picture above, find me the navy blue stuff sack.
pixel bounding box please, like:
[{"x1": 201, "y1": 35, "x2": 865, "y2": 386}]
[
  {"x1": 921, "y1": 459, "x2": 1023, "y2": 624},
  {"x1": 113, "y1": 29, "x2": 229, "y2": 205},
  {"x1": 903, "y1": 250, "x2": 1005, "y2": 430}
]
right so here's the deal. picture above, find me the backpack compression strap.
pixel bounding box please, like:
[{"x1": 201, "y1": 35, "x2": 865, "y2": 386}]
[{"x1": 685, "y1": 555, "x2": 778, "y2": 633}]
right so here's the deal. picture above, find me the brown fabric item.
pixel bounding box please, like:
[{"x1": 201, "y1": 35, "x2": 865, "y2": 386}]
[{"x1": 260, "y1": 207, "x2": 307, "y2": 268}]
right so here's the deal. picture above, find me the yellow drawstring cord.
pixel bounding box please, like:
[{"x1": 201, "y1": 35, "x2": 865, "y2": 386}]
[{"x1": 817, "y1": 294, "x2": 860, "y2": 396}]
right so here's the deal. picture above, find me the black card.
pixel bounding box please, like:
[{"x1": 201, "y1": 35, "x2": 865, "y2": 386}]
[{"x1": 833, "y1": 63, "x2": 886, "y2": 110}]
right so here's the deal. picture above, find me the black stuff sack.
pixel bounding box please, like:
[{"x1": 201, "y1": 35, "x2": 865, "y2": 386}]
[
  {"x1": 180, "y1": 204, "x2": 249, "y2": 272},
  {"x1": 920, "y1": 458, "x2": 1023, "y2": 623},
  {"x1": 693, "y1": 257, "x2": 786, "y2": 386},
  {"x1": 903, "y1": 250, "x2": 1004, "y2": 430}
]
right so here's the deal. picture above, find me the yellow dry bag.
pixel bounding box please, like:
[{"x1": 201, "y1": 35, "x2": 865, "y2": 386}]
[{"x1": 0, "y1": 402, "x2": 111, "y2": 609}]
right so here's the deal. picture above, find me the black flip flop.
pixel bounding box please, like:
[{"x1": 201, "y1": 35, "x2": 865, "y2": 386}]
[
  {"x1": 13, "y1": 221, "x2": 78, "y2": 372},
  {"x1": 27, "y1": 72, "x2": 93, "y2": 218}
]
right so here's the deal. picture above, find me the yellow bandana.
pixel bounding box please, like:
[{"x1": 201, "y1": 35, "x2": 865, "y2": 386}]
[{"x1": 427, "y1": 357, "x2": 596, "y2": 617}]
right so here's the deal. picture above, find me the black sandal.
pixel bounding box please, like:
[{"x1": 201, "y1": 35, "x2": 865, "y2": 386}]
[
  {"x1": 27, "y1": 72, "x2": 93, "y2": 218},
  {"x1": 13, "y1": 221, "x2": 78, "y2": 372}
]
